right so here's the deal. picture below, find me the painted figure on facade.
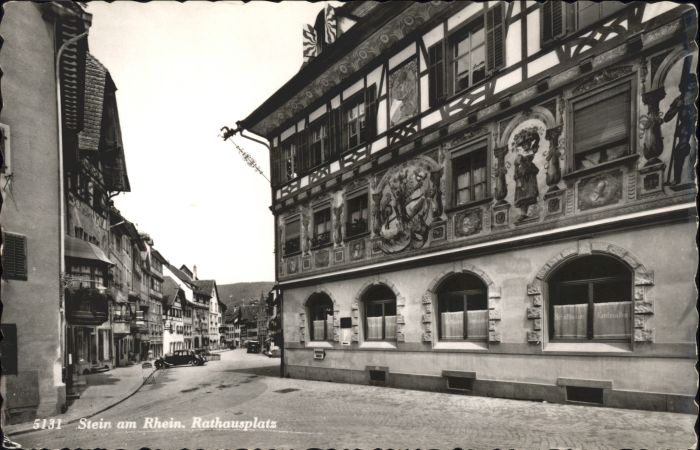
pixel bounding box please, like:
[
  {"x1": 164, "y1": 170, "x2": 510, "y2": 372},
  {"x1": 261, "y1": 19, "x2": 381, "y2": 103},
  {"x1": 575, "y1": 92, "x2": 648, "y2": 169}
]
[
  {"x1": 493, "y1": 146, "x2": 509, "y2": 204},
  {"x1": 389, "y1": 59, "x2": 418, "y2": 127},
  {"x1": 333, "y1": 204, "x2": 343, "y2": 246},
  {"x1": 663, "y1": 55, "x2": 697, "y2": 186},
  {"x1": 301, "y1": 209, "x2": 311, "y2": 254},
  {"x1": 511, "y1": 126, "x2": 542, "y2": 220},
  {"x1": 373, "y1": 156, "x2": 442, "y2": 253}
]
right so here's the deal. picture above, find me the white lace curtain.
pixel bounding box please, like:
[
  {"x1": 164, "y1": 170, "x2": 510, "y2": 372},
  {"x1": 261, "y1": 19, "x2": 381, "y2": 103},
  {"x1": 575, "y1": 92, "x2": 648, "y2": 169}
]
[
  {"x1": 366, "y1": 315, "x2": 396, "y2": 340},
  {"x1": 312, "y1": 314, "x2": 333, "y2": 340},
  {"x1": 553, "y1": 302, "x2": 631, "y2": 339},
  {"x1": 440, "y1": 310, "x2": 488, "y2": 339}
]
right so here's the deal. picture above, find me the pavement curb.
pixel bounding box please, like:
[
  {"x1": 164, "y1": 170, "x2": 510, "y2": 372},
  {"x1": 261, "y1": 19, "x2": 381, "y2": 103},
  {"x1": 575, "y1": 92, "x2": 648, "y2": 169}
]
[{"x1": 5, "y1": 368, "x2": 157, "y2": 437}]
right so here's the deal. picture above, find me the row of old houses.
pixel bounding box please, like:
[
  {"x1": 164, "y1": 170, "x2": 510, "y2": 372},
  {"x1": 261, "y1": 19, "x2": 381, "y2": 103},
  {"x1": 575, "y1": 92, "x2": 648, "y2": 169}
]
[{"x1": 0, "y1": 2, "x2": 226, "y2": 425}]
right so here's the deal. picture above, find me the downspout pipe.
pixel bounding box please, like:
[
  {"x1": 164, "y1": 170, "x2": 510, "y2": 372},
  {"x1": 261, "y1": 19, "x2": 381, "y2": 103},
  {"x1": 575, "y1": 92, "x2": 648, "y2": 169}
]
[{"x1": 56, "y1": 29, "x2": 89, "y2": 391}]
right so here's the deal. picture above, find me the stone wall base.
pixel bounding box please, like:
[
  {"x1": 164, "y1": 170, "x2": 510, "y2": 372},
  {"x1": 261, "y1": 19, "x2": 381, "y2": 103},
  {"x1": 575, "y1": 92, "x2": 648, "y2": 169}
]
[{"x1": 285, "y1": 364, "x2": 697, "y2": 414}]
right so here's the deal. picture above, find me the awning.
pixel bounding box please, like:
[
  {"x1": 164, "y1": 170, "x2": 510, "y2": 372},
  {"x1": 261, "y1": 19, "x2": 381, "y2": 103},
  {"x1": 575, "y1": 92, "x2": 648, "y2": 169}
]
[{"x1": 65, "y1": 235, "x2": 114, "y2": 266}]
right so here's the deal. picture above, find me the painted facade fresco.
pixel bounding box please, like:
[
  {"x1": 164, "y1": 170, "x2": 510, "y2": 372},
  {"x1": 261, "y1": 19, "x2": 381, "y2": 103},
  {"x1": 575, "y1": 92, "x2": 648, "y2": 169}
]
[
  {"x1": 270, "y1": 4, "x2": 696, "y2": 280},
  {"x1": 388, "y1": 58, "x2": 418, "y2": 128},
  {"x1": 371, "y1": 155, "x2": 443, "y2": 254}
]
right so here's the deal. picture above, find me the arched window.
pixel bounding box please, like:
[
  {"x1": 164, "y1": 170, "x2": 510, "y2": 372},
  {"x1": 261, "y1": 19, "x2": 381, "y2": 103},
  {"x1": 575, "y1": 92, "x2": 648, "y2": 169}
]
[
  {"x1": 307, "y1": 293, "x2": 333, "y2": 341},
  {"x1": 437, "y1": 273, "x2": 488, "y2": 341},
  {"x1": 363, "y1": 285, "x2": 397, "y2": 341},
  {"x1": 548, "y1": 255, "x2": 632, "y2": 341}
]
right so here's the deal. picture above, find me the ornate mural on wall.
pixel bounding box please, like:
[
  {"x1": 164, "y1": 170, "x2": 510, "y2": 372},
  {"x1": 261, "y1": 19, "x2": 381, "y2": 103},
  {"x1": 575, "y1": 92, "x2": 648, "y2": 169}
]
[
  {"x1": 577, "y1": 170, "x2": 623, "y2": 211},
  {"x1": 511, "y1": 125, "x2": 545, "y2": 221},
  {"x1": 644, "y1": 46, "x2": 698, "y2": 191},
  {"x1": 331, "y1": 191, "x2": 344, "y2": 246},
  {"x1": 371, "y1": 156, "x2": 443, "y2": 254},
  {"x1": 454, "y1": 208, "x2": 482, "y2": 238},
  {"x1": 497, "y1": 107, "x2": 557, "y2": 227},
  {"x1": 389, "y1": 58, "x2": 418, "y2": 127}
]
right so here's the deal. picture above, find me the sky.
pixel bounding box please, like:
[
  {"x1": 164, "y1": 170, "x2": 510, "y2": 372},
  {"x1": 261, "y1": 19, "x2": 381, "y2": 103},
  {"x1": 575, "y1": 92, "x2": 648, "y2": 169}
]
[{"x1": 85, "y1": 1, "x2": 338, "y2": 284}]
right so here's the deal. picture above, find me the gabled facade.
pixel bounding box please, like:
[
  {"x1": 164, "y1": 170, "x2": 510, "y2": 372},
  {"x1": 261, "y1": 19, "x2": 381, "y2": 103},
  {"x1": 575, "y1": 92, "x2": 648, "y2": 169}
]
[{"x1": 240, "y1": 1, "x2": 698, "y2": 413}]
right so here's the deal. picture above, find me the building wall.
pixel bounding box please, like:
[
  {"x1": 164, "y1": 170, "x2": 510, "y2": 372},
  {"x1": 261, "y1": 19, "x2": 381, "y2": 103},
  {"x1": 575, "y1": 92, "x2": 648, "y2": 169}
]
[
  {"x1": 0, "y1": 2, "x2": 65, "y2": 422},
  {"x1": 282, "y1": 220, "x2": 697, "y2": 412}
]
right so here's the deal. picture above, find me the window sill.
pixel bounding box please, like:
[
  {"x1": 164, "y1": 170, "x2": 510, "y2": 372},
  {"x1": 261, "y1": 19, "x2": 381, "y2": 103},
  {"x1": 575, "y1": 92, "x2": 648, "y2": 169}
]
[
  {"x1": 445, "y1": 197, "x2": 493, "y2": 214},
  {"x1": 543, "y1": 342, "x2": 631, "y2": 353},
  {"x1": 344, "y1": 231, "x2": 370, "y2": 242},
  {"x1": 311, "y1": 242, "x2": 333, "y2": 251},
  {"x1": 433, "y1": 341, "x2": 488, "y2": 351},
  {"x1": 283, "y1": 250, "x2": 302, "y2": 258},
  {"x1": 306, "y1": 341, "x2": 333, "y2": 348},
  {"x1": 562, "y1": 154, "x2": 639, "y2": 181},
  {"x1": 359, "y1": 341, "x2": 397, "y2": 350}
]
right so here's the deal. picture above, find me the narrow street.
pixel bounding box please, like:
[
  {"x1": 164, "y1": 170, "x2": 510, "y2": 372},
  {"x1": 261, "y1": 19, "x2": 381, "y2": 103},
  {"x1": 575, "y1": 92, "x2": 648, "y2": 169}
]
[{"x1": 15, "y1": 350, "x2": 695, "y2": 449}]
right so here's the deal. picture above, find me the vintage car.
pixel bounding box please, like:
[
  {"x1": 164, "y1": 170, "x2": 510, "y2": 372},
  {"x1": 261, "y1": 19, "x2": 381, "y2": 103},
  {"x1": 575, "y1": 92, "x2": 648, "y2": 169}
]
[
  {"x1": 154, "y1": 350, "x2": 206, "y2": 368},
  {"x1": 246, "y1": 341, "x2": 260, "y2": 354}
]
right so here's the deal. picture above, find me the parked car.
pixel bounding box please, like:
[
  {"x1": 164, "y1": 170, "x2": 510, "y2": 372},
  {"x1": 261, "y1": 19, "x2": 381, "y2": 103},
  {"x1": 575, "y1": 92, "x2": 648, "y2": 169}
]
[
  {"x1": 155, "y1": 350, "x2": 205, "y2": 369},
  {"x1": 246, "y1": 341, "x2": 260, "y2": 353}
]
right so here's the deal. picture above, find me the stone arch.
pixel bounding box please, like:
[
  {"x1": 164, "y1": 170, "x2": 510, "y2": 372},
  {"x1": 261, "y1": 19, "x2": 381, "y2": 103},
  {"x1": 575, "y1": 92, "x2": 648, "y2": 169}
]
[
  {"x1": 525, "y1": 239, "x2": 655, "y2": 345},
  {"x1": 421, "y1": 263, "x2": 502, "y2": 343},
  {"x1": 299, "y1": 287, "x2": 340, "y2": 343},
  {"x1": 651, "y1": 43, "x2": 698, "y2": 91},
  {"x1": 497, "y1": 106, "x2": 558, "y2": 148},
  {"x1": 352, "y1": 277, "x2": 407, "y2": 342}
]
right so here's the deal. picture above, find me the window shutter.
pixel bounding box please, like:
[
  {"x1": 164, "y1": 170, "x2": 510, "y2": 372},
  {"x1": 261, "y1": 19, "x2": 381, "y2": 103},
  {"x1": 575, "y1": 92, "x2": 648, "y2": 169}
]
[
  {"x1": 365, "y1": 86, "x2": 377, "y2": 139},
  {"x1": 573, "y1": 85, "x2": 630, "y2": 154},
  {"x1": 428, "y1": 42, "x2": 446, "y2": 106},
  {"x1": 328, "y1": 108, "x2": 339, "y2": 160},
  {"x1": 486, "y1": 4, "x2": 505, "y2": 72},
  {"x1": 340, "y1": 106, "x2": 349, "y2": 153},
  {"x1": 2, "y1": 233, "x2": 27, "y2": 281}
]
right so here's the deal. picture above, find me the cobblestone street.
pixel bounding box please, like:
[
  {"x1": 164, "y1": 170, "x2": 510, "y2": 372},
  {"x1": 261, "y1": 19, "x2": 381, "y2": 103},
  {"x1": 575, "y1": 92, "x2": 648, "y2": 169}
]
[{"x1": 12, "y1": 350, "x2": 696, "y2": 449}]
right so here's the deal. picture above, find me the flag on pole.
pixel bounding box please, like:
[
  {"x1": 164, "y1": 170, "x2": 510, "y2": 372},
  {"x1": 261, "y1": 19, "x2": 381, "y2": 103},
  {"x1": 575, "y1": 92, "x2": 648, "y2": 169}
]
[
  {"x1": 325, "y1": 5, "x2": 337, "y2": 45},
  {"x1": 303, "y1": 24, "x2": 318, "y2": 63}
]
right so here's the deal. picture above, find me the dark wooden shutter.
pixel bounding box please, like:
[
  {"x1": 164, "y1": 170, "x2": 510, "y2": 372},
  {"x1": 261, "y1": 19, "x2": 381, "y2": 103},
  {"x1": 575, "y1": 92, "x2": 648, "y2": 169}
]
[
  {"x1": 573, "y1": 84, "x2": 630, "y2": 154},
  {"x1": 542, "y1": 1, "x2": 565, "y2": 44},
  {"x1": 365, "y1": 86, "x2": 377, "y2": 140},
  {"x1": 428, "y1": 42, "x2": 446, "y2": 106},
  {"x1": 328, "y1": 107, "x2": 341, "y2": 160},
  {"x1": 486, "y1": 4, "x2": 505, "y2": 72},
  {"x1": 2, "y1": 232, "x2": 27, "y2": 281}
]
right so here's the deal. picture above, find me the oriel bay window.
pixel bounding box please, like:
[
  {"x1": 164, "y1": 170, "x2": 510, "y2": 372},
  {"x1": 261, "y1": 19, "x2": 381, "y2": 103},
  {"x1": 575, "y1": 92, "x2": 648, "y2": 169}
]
[
  {"x1": 452, "y1": 145, "x2": 487, "y2": 206},
  {"x1": 312, "y1": 207, "x2": 331, "y2": 248},
  {"x1": 571, "y1": 80, "x2": 632, "y2": 171},
  {"x1": 363, "y1": 285, "x2": 397, "y2": 341},
  {"x1": 437, "y1": 273, "x2": 488, "y2": 341},
  {"x1": 284, "y1": 217, "x2": 301, "y2": 256},
  {"x1": 308, "y1": 293, "x2": 333, "y2": 341},
  {"x1": 548, "y1": 255, "x2": 632, "y2": 341},
  {"x1": 345, "y1": 191, "x2": 369, "y2": 238}
]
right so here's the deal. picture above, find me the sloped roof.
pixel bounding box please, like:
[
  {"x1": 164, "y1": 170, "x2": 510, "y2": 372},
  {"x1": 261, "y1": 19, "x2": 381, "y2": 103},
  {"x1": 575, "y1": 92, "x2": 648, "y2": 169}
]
[
  {"x1": 193, "y1": 279, "x2": 215, "y2": 296},
  {"x1": 167, "y1": 263, "x2": 193, "y2": 285},
  {"x1": 162, "y1": 277, "x2": 182, "y2": 307}
]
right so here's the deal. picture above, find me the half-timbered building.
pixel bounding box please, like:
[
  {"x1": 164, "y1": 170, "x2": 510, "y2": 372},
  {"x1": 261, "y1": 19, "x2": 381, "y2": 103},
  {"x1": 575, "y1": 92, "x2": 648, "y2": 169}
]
[{"x1": 238, "y1": 1, "x2": 697, "y2": 412}]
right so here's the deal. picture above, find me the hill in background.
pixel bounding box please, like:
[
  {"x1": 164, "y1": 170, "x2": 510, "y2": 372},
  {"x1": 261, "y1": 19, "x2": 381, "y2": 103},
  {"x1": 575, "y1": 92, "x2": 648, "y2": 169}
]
[{"x1": 218, "y1": 281, "x2": 274, "y2": 311}]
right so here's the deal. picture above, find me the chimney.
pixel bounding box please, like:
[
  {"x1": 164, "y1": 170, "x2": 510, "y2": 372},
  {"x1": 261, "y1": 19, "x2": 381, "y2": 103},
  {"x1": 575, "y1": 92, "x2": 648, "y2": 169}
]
[{"x1": 193, "y1": 264, "x2": 198, "y2": 280}]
